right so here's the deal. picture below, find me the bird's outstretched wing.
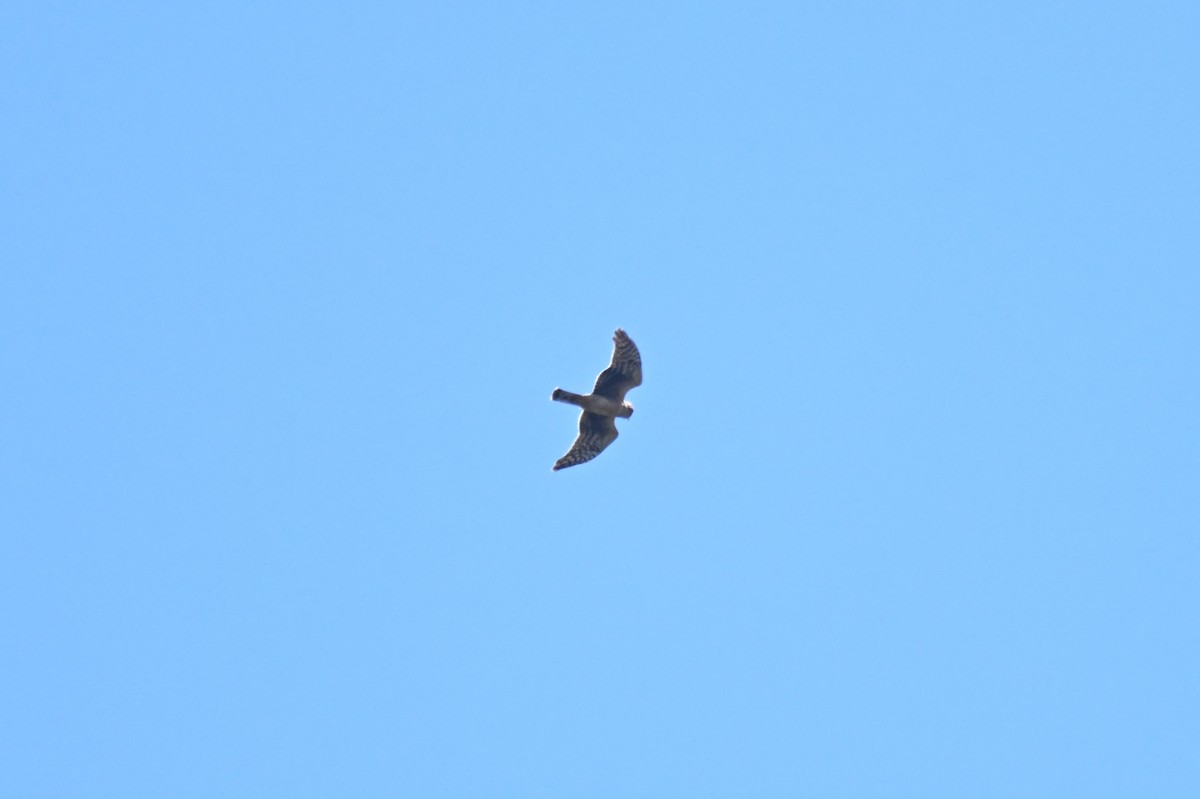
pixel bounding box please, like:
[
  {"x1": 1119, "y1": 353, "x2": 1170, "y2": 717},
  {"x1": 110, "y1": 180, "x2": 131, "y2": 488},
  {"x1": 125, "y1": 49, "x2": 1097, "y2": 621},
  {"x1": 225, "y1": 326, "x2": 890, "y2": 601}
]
[
  {"x1": 591, "y1": 328, "x2": 642, "y2": 402},
  {"x1": 552, "y1": 412, "x2": 618, "y2": 471}
]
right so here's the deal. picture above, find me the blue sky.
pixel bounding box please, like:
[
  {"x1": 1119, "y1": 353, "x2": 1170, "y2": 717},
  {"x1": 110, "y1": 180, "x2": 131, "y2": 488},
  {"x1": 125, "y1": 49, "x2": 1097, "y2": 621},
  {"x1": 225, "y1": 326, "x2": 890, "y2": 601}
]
[{"x1": 3, "y1": 2, "x2": 1198, "y2": 796}]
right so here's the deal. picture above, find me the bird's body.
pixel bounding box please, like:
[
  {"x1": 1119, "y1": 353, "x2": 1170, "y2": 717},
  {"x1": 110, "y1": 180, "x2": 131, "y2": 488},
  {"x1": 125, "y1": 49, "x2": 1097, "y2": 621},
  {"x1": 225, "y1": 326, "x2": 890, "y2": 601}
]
[
  {"x1": 551, "y1": 329, "x2": 642, "y2": 471},
  {"x1": 550, "y1": 389, "x2": 632, "y2": 419}
]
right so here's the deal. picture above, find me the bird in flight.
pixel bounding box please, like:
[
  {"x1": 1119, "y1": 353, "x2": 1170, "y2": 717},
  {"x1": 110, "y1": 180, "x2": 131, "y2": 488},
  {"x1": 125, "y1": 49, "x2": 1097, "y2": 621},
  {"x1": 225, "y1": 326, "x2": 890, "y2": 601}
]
[{"x1": 551, "y1": 328, "x2": 643, "y2": 470}]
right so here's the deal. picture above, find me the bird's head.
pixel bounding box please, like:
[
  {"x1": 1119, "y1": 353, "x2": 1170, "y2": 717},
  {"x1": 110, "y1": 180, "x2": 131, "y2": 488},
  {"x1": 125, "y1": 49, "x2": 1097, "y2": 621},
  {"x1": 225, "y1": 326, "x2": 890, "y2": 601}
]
[{"x1": 621, "y1": 402, "x2": 635, "y2": 418}]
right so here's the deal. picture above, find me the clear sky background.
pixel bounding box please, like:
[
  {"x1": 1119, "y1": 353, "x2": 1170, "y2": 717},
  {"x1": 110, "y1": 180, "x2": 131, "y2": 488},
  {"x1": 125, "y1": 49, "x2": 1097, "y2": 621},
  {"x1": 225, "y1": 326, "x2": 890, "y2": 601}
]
[{"x1": 3, "y1": 2, "x2": 1198, "y2": 797}]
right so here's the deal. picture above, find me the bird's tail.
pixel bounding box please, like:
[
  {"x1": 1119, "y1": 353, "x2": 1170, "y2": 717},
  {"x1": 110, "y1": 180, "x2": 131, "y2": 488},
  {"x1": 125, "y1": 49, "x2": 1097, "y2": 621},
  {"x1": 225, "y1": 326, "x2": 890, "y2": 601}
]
[{"x1": 551, "y1": 388, "x2": 585, "y2": 406}]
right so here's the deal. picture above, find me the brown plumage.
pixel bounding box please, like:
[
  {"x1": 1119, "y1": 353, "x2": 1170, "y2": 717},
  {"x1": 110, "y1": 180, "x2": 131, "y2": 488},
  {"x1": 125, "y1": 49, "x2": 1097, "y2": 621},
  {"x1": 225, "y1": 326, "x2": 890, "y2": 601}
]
[{"x1": 551, "y1": 329, "x2": 643, "y2": 470}]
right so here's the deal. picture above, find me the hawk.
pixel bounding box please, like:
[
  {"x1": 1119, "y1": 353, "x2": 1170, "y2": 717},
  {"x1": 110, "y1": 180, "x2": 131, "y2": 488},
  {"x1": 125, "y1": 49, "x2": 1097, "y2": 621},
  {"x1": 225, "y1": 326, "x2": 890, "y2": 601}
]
[{"x1": 551, "y1": 328, "x2": 643, "y2": 471}]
